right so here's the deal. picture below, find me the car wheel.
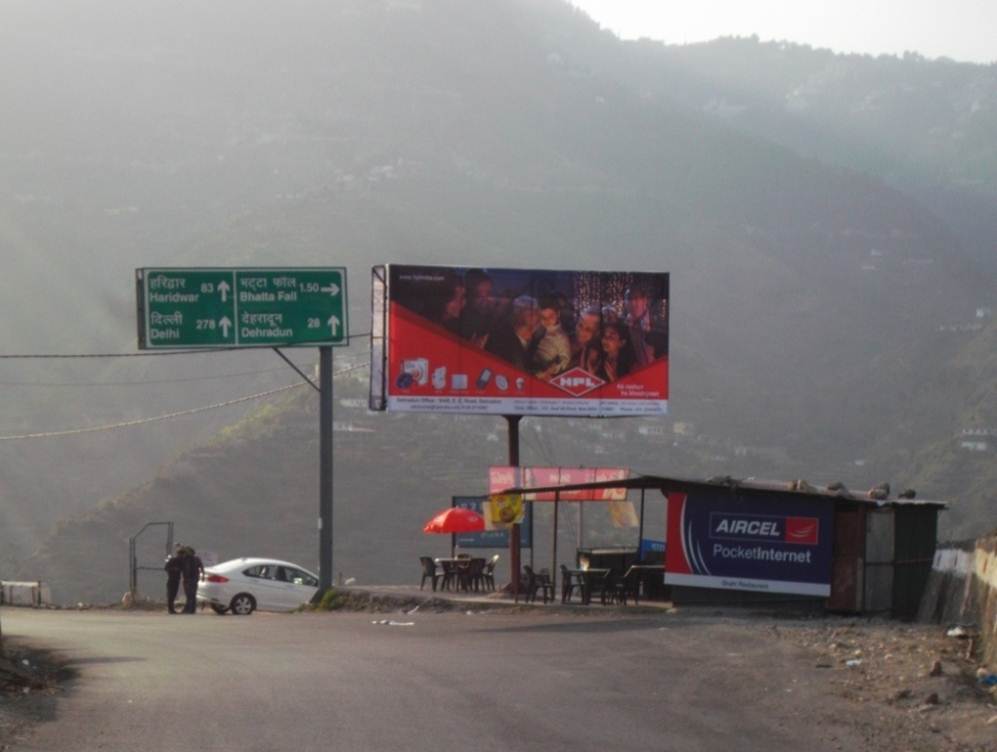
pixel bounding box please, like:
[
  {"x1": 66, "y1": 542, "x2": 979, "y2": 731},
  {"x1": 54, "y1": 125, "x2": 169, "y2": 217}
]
[
  {"x1": 229, "y1": 593, "x2": 256, "y2": 615},
  {"x1": 211, "y1": 604, "x2": 228, "y2": 615}
]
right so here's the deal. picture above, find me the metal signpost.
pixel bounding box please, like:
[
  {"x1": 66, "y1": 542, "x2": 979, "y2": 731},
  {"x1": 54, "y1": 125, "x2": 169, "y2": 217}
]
[{"x1": 136, "y1": 267, "x2": 349, "y2": 598}]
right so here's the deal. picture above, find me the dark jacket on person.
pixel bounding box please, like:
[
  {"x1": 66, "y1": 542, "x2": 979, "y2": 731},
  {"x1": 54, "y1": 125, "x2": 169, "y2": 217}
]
[
  {"x1": 164, "y1": 554, "x2": 183, "y2": 583},
  {"x1": 180, "y1": 553, "x2": 204, "y2": 585}
]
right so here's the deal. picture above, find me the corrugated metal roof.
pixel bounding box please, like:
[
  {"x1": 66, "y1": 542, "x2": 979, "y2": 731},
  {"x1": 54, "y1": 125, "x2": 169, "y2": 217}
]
[{"x1": 502, "y1": 472, "x2": 948, "y2": 508}]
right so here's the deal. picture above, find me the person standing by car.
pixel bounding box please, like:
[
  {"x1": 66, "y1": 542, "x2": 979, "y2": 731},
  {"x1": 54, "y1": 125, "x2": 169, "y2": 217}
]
[
  {"x1": 164, "y1": 544, "x2": 184, "y2": 614},
  {"x1": 180, "y1": 546, "x2": 204, "y2": 614}
]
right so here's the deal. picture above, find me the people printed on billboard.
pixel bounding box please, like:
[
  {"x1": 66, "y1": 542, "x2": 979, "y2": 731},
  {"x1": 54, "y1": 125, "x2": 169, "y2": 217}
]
[
  {"x1": 390, "y1": 267, "x2": 668, "y2": 385},
  {"x1": 595, "y1": 320, "x2": 635, "y2": 383},
  {"x1": 570, "y1": 305, "x2": 602, "y2": 374},
  {"x1": 484, "y1": 294, "x2": 540, "y2": 372}
]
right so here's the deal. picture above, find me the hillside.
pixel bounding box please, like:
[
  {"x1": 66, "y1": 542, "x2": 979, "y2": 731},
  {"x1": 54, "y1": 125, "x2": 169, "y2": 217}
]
[
  {"x1": 613, "y1": 36, "x2": 997, "y2": 274},
  {"x1": 871, "y1": 317, "x2": 997, "y2": 535},
  {"x1": 3, "y1": 0, "x2": 994, "y2": 599}
]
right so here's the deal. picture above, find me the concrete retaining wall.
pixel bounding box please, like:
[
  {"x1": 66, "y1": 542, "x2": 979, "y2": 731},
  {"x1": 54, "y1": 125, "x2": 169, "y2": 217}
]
[
  {"x1": 974, "y1": 535, "x2": 997, "y2": 664},
  {"x1": 919, "y1": 534, "x2": 997, "y2": 664}
]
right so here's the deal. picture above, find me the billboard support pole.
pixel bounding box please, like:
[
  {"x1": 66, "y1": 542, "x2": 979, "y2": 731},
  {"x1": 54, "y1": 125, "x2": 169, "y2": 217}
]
[
  {"x1": 316, "y1": 346, "x2": 334, "y2": 600},
  {"x1": 505, "y1": 415, "x2": 522, "y2": 602},
  {"x1": 578, "y1": 497, "x2": 584, "y2": 551},
  {"x1": 529, "y1": 501, "x2": 535, "y2": 569},
  {"x1": 450, "y1": 497, "x2": 456, "y2": 560},
  {"x1": 552, "y1": 489, "x2": 560, "y2": 598},
  {"x1": 638, "y1": 488, "x2": 646, "y2": 558}
]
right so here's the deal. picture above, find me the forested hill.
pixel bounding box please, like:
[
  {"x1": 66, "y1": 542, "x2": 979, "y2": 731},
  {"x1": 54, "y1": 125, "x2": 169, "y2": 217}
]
[
  {"x1": 609, "y1": 36, "x2": 997, "y2": 274},
  {"x1": 2, "y1": 0, "x2": 993, "y2": 599}
]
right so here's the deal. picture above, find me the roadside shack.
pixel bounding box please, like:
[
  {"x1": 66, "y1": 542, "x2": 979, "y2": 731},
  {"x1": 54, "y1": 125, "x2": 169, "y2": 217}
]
[{"x1": 506, "y1": 474, "x2": 946, "y2": 618}]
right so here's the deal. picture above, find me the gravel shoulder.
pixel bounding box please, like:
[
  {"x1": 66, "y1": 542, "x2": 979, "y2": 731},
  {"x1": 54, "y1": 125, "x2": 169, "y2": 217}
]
[{"x1": 769, "y1": 617, "x2": 997, "y2": 751}]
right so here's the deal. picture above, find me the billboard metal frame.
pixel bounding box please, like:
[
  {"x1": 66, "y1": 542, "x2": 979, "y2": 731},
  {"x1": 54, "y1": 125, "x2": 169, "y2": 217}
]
[{"x1": 368, "y1": 264, "x2": 669, "y2": 417}]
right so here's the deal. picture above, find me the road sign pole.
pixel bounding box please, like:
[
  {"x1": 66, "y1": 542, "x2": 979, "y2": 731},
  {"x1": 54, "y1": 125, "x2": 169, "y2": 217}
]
[{"x1": 318, "y1": 346, "x2": 334, "y2": 597}]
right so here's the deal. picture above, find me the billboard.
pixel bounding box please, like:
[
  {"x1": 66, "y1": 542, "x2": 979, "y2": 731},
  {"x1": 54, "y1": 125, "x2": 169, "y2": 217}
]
[
  {"x1": 370, "y1": 265, "x2": 668, "y2": 416},
  {"x1": 664, "y1": 491, "x2": 834, "y2": 597},
  {"x1": 452, "y1": 496, "x2": 532, "y2": 549}
]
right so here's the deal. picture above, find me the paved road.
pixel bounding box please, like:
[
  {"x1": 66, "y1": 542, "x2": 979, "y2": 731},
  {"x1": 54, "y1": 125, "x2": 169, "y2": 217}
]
[{"x1": 2, "y1": 607, "x2": 867, "y2": 752}]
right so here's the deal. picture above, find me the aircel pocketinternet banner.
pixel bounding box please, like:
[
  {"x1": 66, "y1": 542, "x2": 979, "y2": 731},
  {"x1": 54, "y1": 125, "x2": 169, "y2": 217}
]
[{"x1": 665, "y1": 490, "x2": 835, "y2": 597}]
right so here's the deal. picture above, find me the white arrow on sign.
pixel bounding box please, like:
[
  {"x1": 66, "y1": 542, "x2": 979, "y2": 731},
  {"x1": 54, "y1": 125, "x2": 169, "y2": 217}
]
[
  {"x1": 217, "y1": 280, "x2": 230, "y2": 302},
  {"x1": 219, "y1": 316, "x2": 232, "y2": 337},
  {"x1": 327, "y1": 315, "x2": 340, "y2": 337},
  {"x1": 320, "y1": 283, "x2": 340, "y2": 297}
]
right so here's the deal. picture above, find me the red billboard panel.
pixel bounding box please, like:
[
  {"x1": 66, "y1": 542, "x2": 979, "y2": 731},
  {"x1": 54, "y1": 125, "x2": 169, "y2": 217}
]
[{"x1": 370, "y1": 265, "x2": 669, "y2": 417}]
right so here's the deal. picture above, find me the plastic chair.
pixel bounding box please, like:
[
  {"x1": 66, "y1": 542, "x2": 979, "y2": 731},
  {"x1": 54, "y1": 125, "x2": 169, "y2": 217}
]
[
  {"x1": 595, "y1": 570, "x2": 613, "y2": 605},
  {"x1": 419, "y1": 557, "x2": 440, "y2": 591},
  {"x1": 438, "y1": 559, "x2": 459, "y2": 591},
  {"x1": 537, "y1": 569, "x2": 554, "y2": 604},
  {"x1": 482, "y1": 554, "x2": 499, "y2": 591},
  {"x1": 524, "y1": 566, "x2": 553, "y2": 604},
  {"x1": 453, "y1": 559, "x2": 476, "y2": 592},
  {"x1": 611, "y1": 566, "x2": 642, "y2": 606},
  {"x1": 467, "y1": 558, "x2": 486, "y2": 592},
  {"x1": 559, "y1": 564, "x2": 578, "y2": 603}
]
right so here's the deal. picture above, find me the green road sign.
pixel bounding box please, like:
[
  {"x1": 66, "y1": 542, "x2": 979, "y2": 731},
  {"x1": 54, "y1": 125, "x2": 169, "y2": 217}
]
[{"x1": 137, "y1": 267, "x2": 349, "y2": 348}]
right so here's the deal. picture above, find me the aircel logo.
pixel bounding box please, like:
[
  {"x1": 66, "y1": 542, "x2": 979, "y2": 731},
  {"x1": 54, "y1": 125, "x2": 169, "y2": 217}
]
[
  {"x1": 709, "y1": 513, "x2": 820, "y2": 546},
  {"x1": 550, "y1": 367, "x2": 605, "y2": 397},
  {"x1": 784, "y1": 516, "x2": 820, "y2": 545}
]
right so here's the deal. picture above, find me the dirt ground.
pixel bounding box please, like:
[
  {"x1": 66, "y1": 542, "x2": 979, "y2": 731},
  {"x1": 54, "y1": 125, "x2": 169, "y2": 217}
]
[{"x1": 770, "y1": 618, "x2": 997, "y2": 751}]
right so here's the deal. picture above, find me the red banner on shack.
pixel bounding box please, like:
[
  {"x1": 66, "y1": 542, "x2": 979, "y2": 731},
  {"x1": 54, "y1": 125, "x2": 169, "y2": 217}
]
[{"x1": 489, "y1": 466, "x2": 629, "y2": 501}]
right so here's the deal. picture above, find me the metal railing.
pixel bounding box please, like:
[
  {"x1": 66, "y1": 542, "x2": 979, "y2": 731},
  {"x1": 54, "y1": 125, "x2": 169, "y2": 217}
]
[{"x1": 128, "y1": 522, "x2": 174, "y2": 601}]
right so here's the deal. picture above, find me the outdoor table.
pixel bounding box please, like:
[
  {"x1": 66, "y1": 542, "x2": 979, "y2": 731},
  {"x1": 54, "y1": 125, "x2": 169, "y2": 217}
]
[
  {"x1": 564, "y1": 568, "x2": 611, "y2": 605},
  {"x1": 434, "y1": 558, "x2": 475, "y2": 591}
]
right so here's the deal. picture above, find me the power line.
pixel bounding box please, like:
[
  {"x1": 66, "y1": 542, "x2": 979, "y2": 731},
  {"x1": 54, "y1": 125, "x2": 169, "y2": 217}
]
[
  {"x1": 0, "y1": 365, "x2": 302, "y2": 387},
  {"x1": 1, "y1": 350, "x2": 370, "y2": 387},
  {"x1": 0, "y1": 384, "x2": 305, "y2": 440},
  {"x1": 0, "y1": 332, "x2": 372, "y2": 360},
  {"x1": 0, "y1": 361, "x2": 370, "y2": 441}
]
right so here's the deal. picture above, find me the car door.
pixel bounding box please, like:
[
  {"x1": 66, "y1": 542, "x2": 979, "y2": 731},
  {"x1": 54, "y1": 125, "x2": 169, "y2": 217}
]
[
  {"x1": 245, "y1": 565, "x2": 285, "y2": 611},
  {"x1": 284, "y1": 567, "x2": 319, "y2": 606},
  {"x1": 269, "y1": 565, "x2": 302, "y2": 610}
]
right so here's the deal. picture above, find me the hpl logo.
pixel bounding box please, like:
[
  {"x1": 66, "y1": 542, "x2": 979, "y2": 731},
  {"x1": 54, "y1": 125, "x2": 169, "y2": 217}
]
[
  {"x1": 709, "y1": 513, "x2": 820, "y2": 546},
  {"x1": 550, "y1": 367, "x2": 605, "y2": 397}
]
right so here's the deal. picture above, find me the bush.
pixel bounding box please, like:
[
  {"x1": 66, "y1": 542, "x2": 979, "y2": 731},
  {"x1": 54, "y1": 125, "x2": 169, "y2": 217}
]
[{"x1": 317, "y1": 589, "x2": 348, "y2": 610}]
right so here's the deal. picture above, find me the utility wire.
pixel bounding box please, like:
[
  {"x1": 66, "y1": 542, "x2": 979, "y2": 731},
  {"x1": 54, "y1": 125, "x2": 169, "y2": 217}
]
[
  {"x1": 0, "y1": 332, "x2": 372, "y2": 360},
  {"x1": 0, "y1": 345, "x2": 372, "y2": 386},
  {"x1": 0, "y1": 366, "x2": 301, "y2": 387},
  {"x1": 0, "y1": 361, "x2": 370, "y2": 441}
]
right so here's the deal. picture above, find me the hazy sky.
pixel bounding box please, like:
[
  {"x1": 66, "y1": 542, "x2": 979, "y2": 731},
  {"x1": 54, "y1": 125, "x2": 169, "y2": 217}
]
[{"x1": 569, "y1": 0, "x2": 996, "y2": 64}]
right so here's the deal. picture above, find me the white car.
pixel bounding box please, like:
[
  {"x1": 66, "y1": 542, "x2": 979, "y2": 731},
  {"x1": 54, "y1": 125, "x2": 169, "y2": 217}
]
[{"x1": 198, "y1": 557, "x2": 319, "y2": 615}]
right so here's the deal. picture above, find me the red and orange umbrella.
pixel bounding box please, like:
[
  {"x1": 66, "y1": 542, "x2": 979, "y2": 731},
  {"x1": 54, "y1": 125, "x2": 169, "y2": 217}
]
[{"x1": 423, "y1": 506, "x2": 485, "y2": 534}]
